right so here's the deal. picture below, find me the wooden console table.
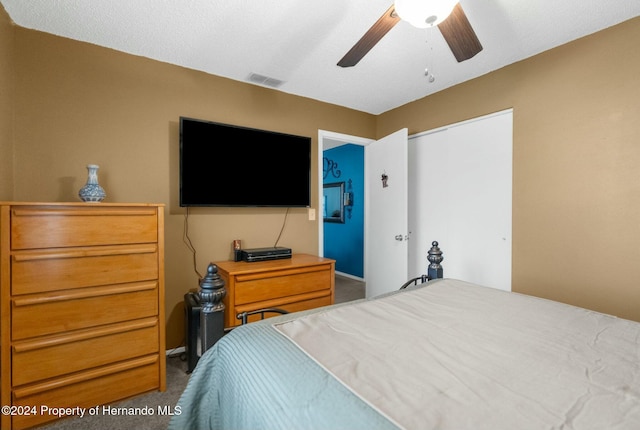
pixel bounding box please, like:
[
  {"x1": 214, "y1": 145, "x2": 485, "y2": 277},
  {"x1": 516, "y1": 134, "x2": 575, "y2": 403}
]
[{"x1": 217, "y1": 254, "x2": 335, "y2": 329}]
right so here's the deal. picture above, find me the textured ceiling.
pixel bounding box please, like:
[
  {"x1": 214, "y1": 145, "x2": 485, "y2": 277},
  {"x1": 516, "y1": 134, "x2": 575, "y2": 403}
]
[{"x1": 2, "y1": 0, "x2": 639, "y2": 114}]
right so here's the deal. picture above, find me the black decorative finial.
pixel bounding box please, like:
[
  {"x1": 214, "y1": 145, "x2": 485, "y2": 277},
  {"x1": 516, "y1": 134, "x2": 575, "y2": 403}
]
[
  {"x1": 199, "y1": 263, "x2": 225, "y2": 314},
  {"x1": 427, "y1": 241, "x2": 443, "y2": 280},
  {"x1": 199, "y1": 263, "x2": 226, "y2": 353}
]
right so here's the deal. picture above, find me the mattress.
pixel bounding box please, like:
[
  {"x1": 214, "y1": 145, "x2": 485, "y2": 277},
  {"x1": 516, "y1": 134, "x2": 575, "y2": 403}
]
[
  {"x1": 171, "y1": 279, "x2": 640, "y2": 429},
  {"x1": 275, "y1": 279, "x2": 640, "y2": 429}
]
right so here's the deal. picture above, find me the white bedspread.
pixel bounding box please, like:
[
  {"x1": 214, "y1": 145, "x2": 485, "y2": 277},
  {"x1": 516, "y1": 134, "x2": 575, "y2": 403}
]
[{"x1": 274, "y1": 279, "x2": 640, "y2": 430}]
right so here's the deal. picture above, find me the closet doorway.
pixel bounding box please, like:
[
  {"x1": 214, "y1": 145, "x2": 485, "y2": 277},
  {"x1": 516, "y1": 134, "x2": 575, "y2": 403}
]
[{"x1": 408, "y1": 109, "x2": 513, "y2": 291}]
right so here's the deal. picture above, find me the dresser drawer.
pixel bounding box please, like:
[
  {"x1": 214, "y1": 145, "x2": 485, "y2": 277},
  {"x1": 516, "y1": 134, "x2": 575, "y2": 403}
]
[
  {"x1": 12, "y1": 282, "x2": 159, "y2": 340},
  {"x1": 236, "y1": 294, "x2": 333, "y2": 325},
  {"x1": 11, "y1": 356, "x2": 160, "y2": 430},
  {"x1": 11, "y1": 245, "x2": 159, "y2": 295},
  {"x1": 12, "y1": 318, "x2": 159, "y2": 386},
  {"x1": 11, "y1": 206, "x2": 158, "y2": 250},
  {"x1": 234, "y1": 266, "x2": 332, "y2": 305}
]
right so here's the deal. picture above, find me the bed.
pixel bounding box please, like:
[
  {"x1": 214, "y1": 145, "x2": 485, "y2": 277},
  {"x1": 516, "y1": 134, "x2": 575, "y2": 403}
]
[{"x1": 170, "y1": 278, "x2": 640, "y2": 430}]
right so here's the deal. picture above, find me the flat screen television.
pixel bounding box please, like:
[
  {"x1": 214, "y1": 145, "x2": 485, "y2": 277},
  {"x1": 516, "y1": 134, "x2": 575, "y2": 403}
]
[{"x1": 180, "y1": 117, "x2": 312, "y2": 207}]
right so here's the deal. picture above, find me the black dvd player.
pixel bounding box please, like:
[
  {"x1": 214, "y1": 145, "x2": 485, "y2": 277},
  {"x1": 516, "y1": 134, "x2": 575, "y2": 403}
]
[{"x1": 240, "y1": 247, "x2": 292, "y2": 262}]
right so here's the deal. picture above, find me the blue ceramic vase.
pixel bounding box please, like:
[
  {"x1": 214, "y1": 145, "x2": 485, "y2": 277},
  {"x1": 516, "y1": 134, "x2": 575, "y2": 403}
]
[{"x1": 78, "y1": 164, "x2": 106, "y2": 202}]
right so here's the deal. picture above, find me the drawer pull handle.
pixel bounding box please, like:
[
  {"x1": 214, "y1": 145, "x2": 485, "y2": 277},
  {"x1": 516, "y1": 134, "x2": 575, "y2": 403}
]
[
  {"x1": 235, "y1": 265, "x2": 330, "y2": 282},
  {"x1": 12, "y1": 355, "x2": 159, "y2": 399},
  {"x1": 12, "y1": 318, "x2": 158, "y2": 352},
  {"x1": 12, "y1": 208, "x2": 157, "y2": 217},
  {"x1": 12, "y1": 244, "x2": 158, "y2": 262},
  {"x1": 12, "y1": 281, "x2": 158, "y2": 307}
]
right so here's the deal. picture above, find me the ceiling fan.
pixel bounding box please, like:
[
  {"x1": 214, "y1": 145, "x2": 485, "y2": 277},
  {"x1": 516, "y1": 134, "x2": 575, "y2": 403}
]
[{"x1": 337, "y1": 1, "x2": 483, "y2": 68}]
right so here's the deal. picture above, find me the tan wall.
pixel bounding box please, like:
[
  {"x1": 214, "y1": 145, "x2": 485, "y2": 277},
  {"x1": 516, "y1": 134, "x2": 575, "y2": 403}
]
[
  {"x1": 378, "y1": 17, "x2": 640, "y2": 322},
  {"x1": 0, "y1": 7, "x2": 13, "y2": 200},
  {"x1": 4, "y1": 7, "x2": 640, "y2": 347},
  {"x1": 11, "y1": 28, "x2": 375, "y2": 347}
]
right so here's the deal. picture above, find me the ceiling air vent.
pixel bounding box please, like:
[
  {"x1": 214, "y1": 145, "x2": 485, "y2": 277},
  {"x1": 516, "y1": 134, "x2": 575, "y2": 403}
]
[{"x1": 247, "y1": 73, "x2": 285, "y2": 88}]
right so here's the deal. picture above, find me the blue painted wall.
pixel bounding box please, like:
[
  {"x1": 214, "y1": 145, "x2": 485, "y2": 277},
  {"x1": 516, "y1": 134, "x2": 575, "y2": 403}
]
[{"x1": 323, "y1": 144, "x2": 364, "y2": 278}]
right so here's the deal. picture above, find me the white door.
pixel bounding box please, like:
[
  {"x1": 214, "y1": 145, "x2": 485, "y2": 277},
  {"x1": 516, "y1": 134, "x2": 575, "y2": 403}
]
[
  {"x1": 365, "y1": 129, "x2": 409, "y2": 298},
  {"x1": 408, "y1": 110, "x2": 512, "y2": 291}
]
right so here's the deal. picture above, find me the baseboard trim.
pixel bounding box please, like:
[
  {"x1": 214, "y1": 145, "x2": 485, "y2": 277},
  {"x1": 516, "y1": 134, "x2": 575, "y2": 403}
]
[
  {"x1": 166, "y1": 346, "x2": 185, "y2": 356},
  {"x1": 335, "y1": 271, "x2": 365, "y2": 282}
]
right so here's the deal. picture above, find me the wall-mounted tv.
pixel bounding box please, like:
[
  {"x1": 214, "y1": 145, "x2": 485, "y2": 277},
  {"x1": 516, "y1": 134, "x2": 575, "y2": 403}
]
[{"x1": 180, "y1": 117, "x2": 312, "y2": 207}]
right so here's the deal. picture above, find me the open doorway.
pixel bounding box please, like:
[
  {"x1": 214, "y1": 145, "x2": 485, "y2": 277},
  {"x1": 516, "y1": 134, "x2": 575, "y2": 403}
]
[
  {"x1": 322, "y1": 144, "x2": 364, "y2": 278},
  {"x1": 318, "y1": 129, "x2": 411, "y2": 299},
  {"x1": 318, "y1": 131, "x2": 370, "y2": 283}
]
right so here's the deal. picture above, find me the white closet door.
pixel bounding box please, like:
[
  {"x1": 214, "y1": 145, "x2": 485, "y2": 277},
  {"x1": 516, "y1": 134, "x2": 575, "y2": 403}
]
[{"x1": 408, "y1": 110, "x2": 513, "y2": 291}]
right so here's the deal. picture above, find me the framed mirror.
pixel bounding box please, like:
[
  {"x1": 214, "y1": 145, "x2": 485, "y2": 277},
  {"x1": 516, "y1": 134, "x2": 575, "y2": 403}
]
[{"x1": 323, "y1": 182, "x2": 345, "y2": 223}]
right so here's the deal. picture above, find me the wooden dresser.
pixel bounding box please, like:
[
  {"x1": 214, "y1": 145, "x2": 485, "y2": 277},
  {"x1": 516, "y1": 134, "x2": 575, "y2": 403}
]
[
  {"x1": 0, "y1": 202, "x2": 166, "y2": 429},
  {"x1": 217, "y1": 254, "x2": 335, "y2": 329}
]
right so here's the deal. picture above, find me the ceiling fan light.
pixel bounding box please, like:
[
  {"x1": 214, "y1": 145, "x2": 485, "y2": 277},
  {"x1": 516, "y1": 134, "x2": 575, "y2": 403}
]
[{"x1": 394, "y1": 0, "x2": 458, "y2": 28}]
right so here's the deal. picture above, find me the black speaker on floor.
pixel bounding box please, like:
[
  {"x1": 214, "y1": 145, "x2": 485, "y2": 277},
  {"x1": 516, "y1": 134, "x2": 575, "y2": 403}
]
[{"x1": 183, "y1": 292, "x2": 201, "y2": 373}]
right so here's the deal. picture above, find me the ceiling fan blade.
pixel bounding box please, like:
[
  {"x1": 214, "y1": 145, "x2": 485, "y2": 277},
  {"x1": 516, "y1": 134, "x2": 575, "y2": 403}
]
[
  {"x1": 438, "y1": 3, "x2": 483, "y2": 62},
  {"x1": 338, "y1": 5, "x2": 400, "y2": 68}
]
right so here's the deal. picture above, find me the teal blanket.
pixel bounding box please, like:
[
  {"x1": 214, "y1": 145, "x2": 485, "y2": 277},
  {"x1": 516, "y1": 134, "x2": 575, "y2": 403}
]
[{"x1": 169, "y1": 313, "x2": 398, "y2": 430}]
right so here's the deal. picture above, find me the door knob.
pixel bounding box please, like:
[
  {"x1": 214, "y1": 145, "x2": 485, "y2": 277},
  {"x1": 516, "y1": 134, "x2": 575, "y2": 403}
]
[{"x1": 395, "y1": 235, "x2": 404, "y2": 241}]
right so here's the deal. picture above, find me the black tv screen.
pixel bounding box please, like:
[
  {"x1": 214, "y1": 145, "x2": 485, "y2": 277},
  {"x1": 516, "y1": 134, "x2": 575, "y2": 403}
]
[{"x1": 180, "y1": 117, "x2": 312, "y2": 207}]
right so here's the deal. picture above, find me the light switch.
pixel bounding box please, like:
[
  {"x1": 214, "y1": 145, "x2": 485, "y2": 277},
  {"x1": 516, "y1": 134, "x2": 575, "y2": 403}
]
[{"x1": 308, "y1": 208, "x2": 316, "y2": 221}]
